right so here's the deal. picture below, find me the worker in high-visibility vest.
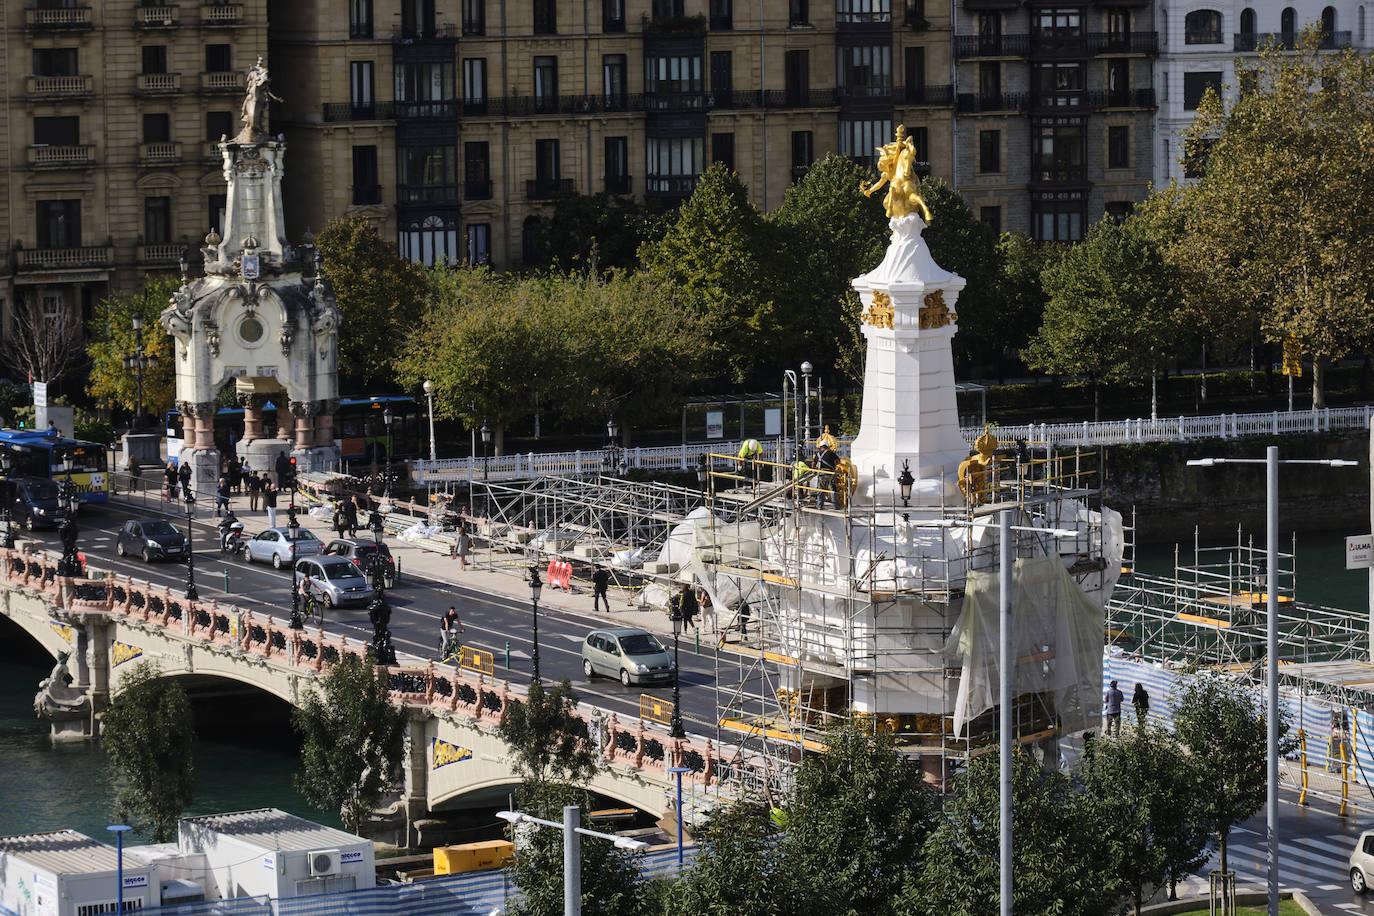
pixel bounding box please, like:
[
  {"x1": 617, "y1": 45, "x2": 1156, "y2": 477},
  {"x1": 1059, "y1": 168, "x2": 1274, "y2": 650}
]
[{"x1": 738, "y1": 438, "x2": 763, "y2": 485}]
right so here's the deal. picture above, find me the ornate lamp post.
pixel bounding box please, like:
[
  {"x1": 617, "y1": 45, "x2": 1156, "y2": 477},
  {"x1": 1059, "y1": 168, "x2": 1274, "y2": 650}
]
[
  {"x1": 480, "y1": 421, "x2": 492, "y2": 520},
  {"x1": 669, "y1": 599, "x2": 685, "y2": 739},
  {"x1": 897, "y1": 460, "x2": 915, "y2": 521},
  {"x1": 605, "y1": 416, "x2": 623, "y2": 475},
  {"x1": 423, "y1": 380, "x2": 437, "y2": 462},
  {"x1": 696, "y1": 453, "x2": 708, "y2": 505},
  {"x1": 1, "y1": 452, "x2": 14, "y2": 549},
  {"x1": 369, "y1": 509, "x2": 387, "y2": 594},
  {"x1": 382, "y1": 404, "x2": 394, "y2": 498},
  {"x1": 800, "y1": 360, "x2": 814, "y2": 452},
  {"x1": 528, "y1": 564, "x2": 542, "y2": 684},
  {"x1": 57, "y1": 455, "x2": 81, "y2": 577},
  {"x1": 288, "y1": 496, "x2": 303, "y2": 629},
  {"x1": 182, "y1": 489, "x2": 198, "y2": 600},
  {"x1": 122, "y1": 313, "x2": 159, "y2": 431}
]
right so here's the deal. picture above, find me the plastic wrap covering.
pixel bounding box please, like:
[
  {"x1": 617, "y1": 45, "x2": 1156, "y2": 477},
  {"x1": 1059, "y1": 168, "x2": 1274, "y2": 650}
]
[
  {"x1": 641, "y1": 508, "x2": 764, "y2": 609},
  {"x1": 947, "y1": 554, "x2": 1105, "y2": 736}
]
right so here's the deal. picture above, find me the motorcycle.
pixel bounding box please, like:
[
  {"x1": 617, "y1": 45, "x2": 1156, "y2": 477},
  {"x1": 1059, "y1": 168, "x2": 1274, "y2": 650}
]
[{"x1": 219, "y1": 518, "x2": 245, "y2": 556}]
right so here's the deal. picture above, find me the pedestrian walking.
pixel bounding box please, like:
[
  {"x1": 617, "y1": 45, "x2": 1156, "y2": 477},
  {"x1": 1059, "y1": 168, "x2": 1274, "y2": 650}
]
[
  {"x1": 177, "y1": 460, "x2": 192, "y2": 499},
  {"x1": 738, "y1": 600, "x2": 751, "y2": 639},
  {"x1": 264, "y1": 480, "x2": 278, "y2": 528},
  {"x1": 275, "y1": 451, "x2": 290, "y2": 489},
  {"x1": 345, "y1": 495, "x2": 359, "y2": 538},
  {"x1": 163, "y1": 461, "x2": 178, "y2": 502},
  {"x1": 1132, "y1": 682, "x2": 1150, "y2": 727},
  {"x1": 127, "y1": 457, "x2": 141, "y2": 493},
  {"x1": 247, "y1": 471, "x2": 262, "y2": 511},
  {"x1": 1104, "y1": 679, "x2": 1124, "y2": 737},
  {"x1": 228, "y1": 457, "x2": 243, "y2": 494},
  {"x1": 455, "y1": 525, "x2": 472, "y2": 570},
  {"x1": 591, "y1": 566, "x2": 610, "y2": 612},
  {"x1": 678, "y1": 583, "x2": 699, "y2": 629},
  {"x1": 333, "y1": 503, "x2": 348, "y2": 538},
  {"x1": 215, "y1": 477, "x2": 231, "y2": 516}
]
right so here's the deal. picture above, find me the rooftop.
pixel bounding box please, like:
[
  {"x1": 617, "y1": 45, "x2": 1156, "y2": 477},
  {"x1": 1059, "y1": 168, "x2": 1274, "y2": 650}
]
[
  {"x1": 0, "y1": 830, "x2": 128, "y2": 875},
  {"x1": 180, "y1": 808, "x2": 366, "y2": 852}
]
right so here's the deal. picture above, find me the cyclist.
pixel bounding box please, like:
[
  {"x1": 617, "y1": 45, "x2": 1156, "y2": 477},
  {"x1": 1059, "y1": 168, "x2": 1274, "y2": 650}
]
[{"x1": 438, "y1": 605, "x2": 464, "y2": 658}]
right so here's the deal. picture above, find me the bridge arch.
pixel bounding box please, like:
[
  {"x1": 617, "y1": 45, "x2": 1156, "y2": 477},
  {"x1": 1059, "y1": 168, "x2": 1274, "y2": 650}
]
[
  {"x1": 429, "y1": 777, "x2": 655, "y2": 817},
  {"x1": 0, "y1": 601, "x2": 74, "y2": 662}
]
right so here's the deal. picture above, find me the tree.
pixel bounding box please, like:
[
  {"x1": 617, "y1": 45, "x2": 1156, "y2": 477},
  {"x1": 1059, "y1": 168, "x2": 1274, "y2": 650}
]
[
  {"x1": 316, "y1": 216, "x2": 428, "y2": 391},
  {"x1": 1, "y1": 293, "x2": 83, "y2": 386},
  {"x1": 916, "y1": 179, "x2": 1003, "y2": 376},
  {"x1": 1081, "y1": 726, "x2": 1210, "y2": 913},
  {"x1": 1170, "y1": 35, "x2": 1374, "y2": 406},
  {"x1": 639, "y1": 164, "x2": 784, "y2": 384},
  {"x1": 497, "y1": 679, "x2": 599, "y2": 794},
  {"x1": 664, "y1": 802, "x2": 780, "y2": 916},
  {"x1": 1026, "y1": 217, "x2": 1180, "y2": 419},
  {"x1": 101, "y1": 662, "x2": 195, "y2": 842},
  {"x1": 524, "y1": 193, "x2": 666, "y2": 273},
  {"x1": 86, "y1": 276, "x2": 179, "y2": 421},
  {"x1": 1172, "y1": 675, "x2": 1286, "y2": 882},
  {"x1": 908, "y1": 749, "x2": 1126, "y2": 916},
  {"x1": 291, "y1": 654, "x2": 405, "y2": 834},
  {"x1": 991, "y1": 233, "x2": 1055, "y2": 381}
]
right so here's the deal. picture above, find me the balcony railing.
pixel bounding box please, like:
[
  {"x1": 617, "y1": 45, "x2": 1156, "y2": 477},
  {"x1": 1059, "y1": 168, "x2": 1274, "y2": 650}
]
[
  {"x1": 527, "y1": 178, "x2": 575, "y2": 199},
  {"x1": 398, "y1": 184, "x2": 459, "y2": 204},
  {"x1": 331, "y1": 89, "x2": 867, "y2": 121},
  {"x1": 1233, "y1": 31, "x2": 1350, "y2": 51},
  {"x1": 352, "y1": 185, "x2": 383, "y2": 205},
  {"x1": 1027, "y1": 87, "x2": 1156, "y2": 113},
  {"x1": 323, "y1": 101, "x2": 396, "y2": 122},
  {"x1": 835, "y1": 9, "x2": 893, "y2": 24},
  {"x1": 901, "y1": 84, "x2": 955, "y2": 105},
  {"x1": 136, "y1": 4, "x2": 179, "y2": 27},
  {"x1": 200, "y1": 3, "x2": 243, "y2": 26},
  {"x1": 464, "y1": 178, "x2": 493, "y2": 200},
  {"x1": 395, "y1": 99, "x2": 459, "y2": 119},
  {"x1": 138, "y1": 243, "x2": 185, "y2": 265},
  {"x1": 139, "y1": 142, "x2": 181, "y2": 165},
  {"x1": 201, "y1": 71, "x2": 241, "y2": 93},
  {"x1": 203, "y1": 141, "x2": 224, "y2": 161},
  {"x1": 28, "y1": 145, "x2": 95, "y2": 168},
  {"x1": 135, "y1": 73, "x2": 182, "y2": 94},
  {"x1": 1031, "y1": 165, "x2": 1088, "y2": 185},
  {"x1": 1095, "y1": 87, "x2": 1155, "y2": 108},
  {"x1": 1087, "y1": 30, "x2": 1158, "y2": 53},
  {"x1": 26, "y1": 75, "x2": 94, "y2": 99},
  {"x1": 955, "y1": 92, "x2": 1028, "y2": 113},
  {"x1": 24, "y1": 7, "x2": 93, "y2": 30},
  {"x1": 605, "y1": 174, "x2": 633, "y2": 194},
  {"x1": 953, "y1": 34, "x2": 1030, "y2": 58},
  {"x1": 392, "y1": 24, "x2": 459, "y2": 41},
  {"x1": 1030, "y1": 32, "x2": 1090, "y2": 57},
  {"x1": 645, "y1": 174, "x2": 699, "y2": 195},
  {"x1": 838, "y1": 84, "x2": 894, "y2": 104},
  {"x1": 18, "y1": 246, "x2": 114, "y2": 271}
]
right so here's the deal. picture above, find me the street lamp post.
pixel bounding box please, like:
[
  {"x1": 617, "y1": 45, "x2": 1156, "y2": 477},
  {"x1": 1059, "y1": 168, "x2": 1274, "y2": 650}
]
[
  {"x1": 57, "y1": 455, "x2": 80, "y2": 577},
  {"x1": 382, "y1": 405, "x2": 394, "y2": 498},
  {"x1": 528, "y1": 564, "x2": 543, "y2": 683},
  {"x1": 122, "y1": 313, "x2": 159, "y2": 432},
  {"x1": 288, "y1": 495, "x2": 303, "y2": 629},
  {"x1": 800, "y1": 361, "x2": 814, "y2": 448},
  {"x1": 669, "y1": 599, "x2": 685, "y2": 739},
  {"x1": 696, "y1": 453, "x2": 709, "y2": 504},
  {"x1": 1187, "y1": 449, "x2": 1358, "y2": 916},
  {"x1": 369, "y1": 510, "x2": 386, "y2": 594},
  {"x1": 1, "y1": 452, "x2": 14, "y2": 549},
  {"x1": 107, "y1": 824, "x2": 131, "y2": 916},
  {"x1": 667, "y1": 766, "x2": 692, "y2": 870},
  {"x1": 423, "y1": 380, "x2": 437, "y2": 462},
  {"x1": 497, "y1": 807, "x2": 649, "y2": 916},
  {"x1": 480, "y1": 421, "x2": 492, "y2": 521},
  {"x1": 183, "y1": 490, "x2": 198, "y2": 600},
  {"x1": 605, "y1": 417, "x2": 623, "y2": 475}
]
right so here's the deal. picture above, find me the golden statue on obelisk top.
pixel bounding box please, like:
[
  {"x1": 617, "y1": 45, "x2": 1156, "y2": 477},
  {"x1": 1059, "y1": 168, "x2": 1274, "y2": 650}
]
[{"x1": 860, "y1": 125, "x2": 933, "y2": 223}]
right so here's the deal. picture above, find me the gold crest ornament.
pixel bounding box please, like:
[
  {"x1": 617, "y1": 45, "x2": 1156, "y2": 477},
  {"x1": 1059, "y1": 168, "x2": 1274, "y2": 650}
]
[
  {"x1": 816, "y1": 425, "x2": 839, "y2": 451},
  {"x1": 919, "y1": 289, "x2": 956, "y2": 329},
  {"x1": 862, "y1": 291, "x2": 896, "y2": 329},
  {"x1": 860, "y1": 125, "x2": 934, "y2": 222},
  {"x1": 833, "y1": 457, "x2": 858, "y2": 509},
  {"x1": 957, "y1": 426, "x2": 1000, "y2": 505}
]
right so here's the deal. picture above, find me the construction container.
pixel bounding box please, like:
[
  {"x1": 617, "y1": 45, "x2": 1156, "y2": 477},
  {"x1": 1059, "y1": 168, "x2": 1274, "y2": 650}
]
[{"x1": 432, "y1": 840, "x2": 515, "y2": 876}]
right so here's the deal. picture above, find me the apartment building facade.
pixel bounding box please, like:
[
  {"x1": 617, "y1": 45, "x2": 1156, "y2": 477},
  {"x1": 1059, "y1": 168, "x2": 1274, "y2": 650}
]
[
  {"x1": 951, "y1": 0, "x2": 1158, "y2": 241},
  {"x1": 0, "y1": 0, "x2": 266, "y2": 334},
  {"x1": 270, "y1": 0, "x2": 957, "y2": 268},
  {"x1": 1153, "y1": 0, "x2": 1371, "y2": 187}
]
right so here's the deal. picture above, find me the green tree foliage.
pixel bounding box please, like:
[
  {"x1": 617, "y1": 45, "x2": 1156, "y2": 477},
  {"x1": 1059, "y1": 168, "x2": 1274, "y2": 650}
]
[
  {"x1": 86, "y1": 277, "x2": 180, "y2": 418},
  {"x1": 1026, "y1": 217, "x2": 1180, "y2": 418},
  {"x1": 496, "y1": 679, "x2": 599, "y2": 794},
  {"x1": 639, "y1": 164, "x2": 783, "y2": 384},
  {"x1": 1082, "y1": 726, "x2": 1211, "y2": 913},
  {"x1": 525, "y1": 193, "x2": 667, "y2": 273},
  {"x1": 917, "y1": 179, "x2": 1002, "y2": 375},
  {"x1": 101, "y1": 662, "x2": 195, "y2": 842},
  {"x1": 1169, "y1": 36, "x2": 1374, "y2": 405},
  {"x1": 316, "y1": 216, "x2": 428, "y2": 391},
  {"x1": 291, "y1": 654, "x2": 405, "y2": 834},
  {"x1": 1172, "y1": 675, "x2": 1286, "y2": 879},
  {"x1": 908, "y1": 749, "x2": 1125, "y2": 916},
  {"x1": 992, "y1": 233, "x2": 1055, "y2": 381},
  {"x1": 664, "y1": 802, "x2": 779, "y2": 916}
]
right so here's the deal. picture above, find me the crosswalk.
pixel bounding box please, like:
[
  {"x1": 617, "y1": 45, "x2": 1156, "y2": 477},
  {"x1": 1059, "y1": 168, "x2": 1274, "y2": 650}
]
[{"x1": 1176, "y1": 826, "x2": 1357, "y2": 902}]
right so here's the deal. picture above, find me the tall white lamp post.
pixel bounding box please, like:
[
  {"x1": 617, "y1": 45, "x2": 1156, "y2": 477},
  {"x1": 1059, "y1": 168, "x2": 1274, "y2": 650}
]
[
  {"x1": 423, "y1": 379, "x2": 437, "y2": 461},
  {"x1": 498, "y1": 806, "x2": 649, "y2": 916}
]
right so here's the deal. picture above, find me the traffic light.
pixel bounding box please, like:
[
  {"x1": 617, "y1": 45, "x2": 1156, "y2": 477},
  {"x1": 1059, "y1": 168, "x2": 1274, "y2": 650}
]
[{"x1": 287, "y1": 455, "x2": 298, "y2": 490}]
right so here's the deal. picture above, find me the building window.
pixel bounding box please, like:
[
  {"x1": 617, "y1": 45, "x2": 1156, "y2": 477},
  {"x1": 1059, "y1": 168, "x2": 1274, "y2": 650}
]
[
  {"x1": 789, "y1": 0, "x2": 809, "y2": 26},
  {"x1": 144, "y1": 196, "x2": 172, "y2": 244},
  {"x1": 903, "y1": 0, "x2": 925, "y2": 26},
  {"x1": 1280, "y1": 7, "x2": 1296, "y2": 44},
  {"x1": 534, "y1": 138, "x2": 562, "y2": 194},
  {"x1": 463, "y1": 0, "x2": 485, "y2": 35},
  {"x1": 646, "y1": 136, "x2": 704, "y2": 193},
  {"x1": 350, "y1": 0, "x2": 373, "y2": 38},
  {"x1": 905, "y1": 125, "x2": 928, "y2": 165},
  {"x1": 710, "y1": 0, "x2": 732, "y2": 29},
  {"x1": 711, "y1": 132, "x2": 735, "y2": 172},
  {"x1": 979, "y1": 61, "x2": 1001, "y2": 102},
  {"x1": 351, "y1": 61, "x2": 375, "y2": 114},
  {"x1": 710, "y1": 51, "x2": 733, "y2": 103},
  {"x1": 36, "y1": 200, "x2": 81, "y2": 248},
  {"x1": 980, "y1": 206, "x2": 1001, "y2": 234},
  {"x1": 646, "y1": 54, "x2": 703, "y2": 98},
  {"x1": 141, "y1": 45, "x2": 167, "y2": 75},
  {"x1": 1182, "y1": 71, "x2": 1222, "y2": 110},
  {"x1": 1321, "y1": 5, "x2": 1337, "y2": 40},
  {"x1": 653, "y1": 0, "x2": 685, "y2": 18},
  {"x1": 1105, "y1": 201, "x2": 1133, "y2": 223},
  {"x1": 605, "y1": 136, "x2": 630, "y2": 192},
  {"x1": 208, "y1": 194, "x2": 226, "y2": 235},
  {"x1": 206, "y1": 110, "x2": 233, "y2": 141},
  {"x1": 785, "y1": 50, "x2": 810, "y2": 104},
  {"x1": 143, "y1": 113, "x2": 171, "y2": 143},
  {"x1": 352, "y1": 146, "x2": 380, "y2": 204},
  {"x1": 977, "y1": 13, "x2": 1002, "y2": 54},
  {"x1": 790, "y1": 130, "x2": 814, "y2": 181},
  {"x1": 978, "y1": 129, "x2": 1000, "y2": 173},
  {"x1": 836, "y1": 0, "x2": 892, "y2": 25},
  {"x1": 534, "y1": 0, "x2": 557, "y2": 34},
  {"x1": 466, "y1": 223, "x2": 491, "y2": 265},
  {"x1": 533, "y1": 56, "x2": 559, "y2": 112},
  {"x1": 1032, "y1": 194, "x2": 1085, "y2": 242},
  {"x1": 395, "y1": 61, "x2": 454, "y2": 106},
  {"x1": 464, "y1": 142, "x2": 491, "y2": 199},
  {"x1": 1184, "y1": 9, "x2": 1222, "y2": 44},
  {"x1": 1238, "y1": 7, "x2": 1255, "y2": 41},
  {"x1": 401, "y1": 0, "x2": 438, "y2": 38},
  {"x1": 400, "y1": 214, "x2": 458, "y2": 266},
  {"x1": 1106, "y1": 59, "x2": 1130, "y2": 106},
  {"x1": 603, "y1": 0, "x2": 625, "y2": 31},
  {"x1": 839, "y1": 118, "x2": 892, "y2": 168},
  {"x1": 34, "y1": 116, "x2": 80, "y2": 146},
  {"x1": 1032, "y1": 61, "x2": 1085, "y2": 109},
  {"x1": 205, "y1": 44, "x2": 232, "y2": 72},
  {"x1": 399, "y1": 146, "x2": 456, "y2": 200},
  {"x1": 1032, "y1": 118, "x2": 1085, "y2": 183},
  {"x1": 32, "y1": 48, "x2": 78, "y2": 77},
  {"x1": 603, "y1": 55, "x2": 627, "y2": 108},
  {"x1": 903, "y1": 46, "x2": 925, "y2": 102},
  {"x1": 463, "y1": 59, "x2": 487, "y2": 113},
  {"x1": 1107, "y1": 125, "x2": 1129, "y2": 169},
  {"x1": 837, "y1": 45, "x2": 892, "y2": 98}
]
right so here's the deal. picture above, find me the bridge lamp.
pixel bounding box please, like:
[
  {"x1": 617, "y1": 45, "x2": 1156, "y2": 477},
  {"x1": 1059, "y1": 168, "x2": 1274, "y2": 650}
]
[
  {"x1": 382, "y1": 405, "x2": 394, "y2": 498},
  {"x1": 183, "y1": 491, "x2": 198, "y2": 601},
  {"x1": 528, "y1": 564, "x2": 543, "y2": 684},
  {"x1": 498, "y1": 805, "x2": 650, "y2": 916},
  {"x1": 1, "y1": 451, "x2": 13, "y2": 549},
  {"x1": 669, "y1": 599, "x2": 685, "y2": 740},
  {"x1": 288, "y1": 506, "x2": 303, "y2": 629}
]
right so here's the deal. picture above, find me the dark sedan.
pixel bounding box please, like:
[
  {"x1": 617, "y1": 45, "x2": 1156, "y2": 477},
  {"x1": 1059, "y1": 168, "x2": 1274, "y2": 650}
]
[{"x1": 116, "y1": 519, "x2": 190, "y2": 563}]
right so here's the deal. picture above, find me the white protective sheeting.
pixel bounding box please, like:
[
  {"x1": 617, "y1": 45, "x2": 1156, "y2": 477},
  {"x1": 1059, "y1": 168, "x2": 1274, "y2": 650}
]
[
  {"x1": 947, "y1": 553, "x2": 1105, "y2": 736},
  {"x1": 641, "y1": 507, "x2": 764, "y2": 610}
]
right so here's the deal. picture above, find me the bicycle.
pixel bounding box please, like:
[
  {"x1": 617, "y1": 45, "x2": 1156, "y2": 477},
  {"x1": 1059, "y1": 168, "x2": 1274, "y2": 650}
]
[
  {"x1": 302, "y1": 587, "x2": 324, "y2": 627},
  {"x1": 437, "y1": 629, "x2": 463, "y2": 662}
]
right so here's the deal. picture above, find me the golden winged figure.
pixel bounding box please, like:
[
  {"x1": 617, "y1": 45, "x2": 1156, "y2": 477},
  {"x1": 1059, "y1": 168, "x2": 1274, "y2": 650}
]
[{"x1": 860, "y1": 125, "x2": 933, "y2": 223}]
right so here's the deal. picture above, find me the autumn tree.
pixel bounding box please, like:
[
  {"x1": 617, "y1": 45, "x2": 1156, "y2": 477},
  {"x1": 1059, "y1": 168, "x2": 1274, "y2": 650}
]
[
  {"x1": 86, "y1": 276, "x2": 179, "y2": 425},
  {"x1": 1, "y1": 294, "x2": 84, "y2": 386}
]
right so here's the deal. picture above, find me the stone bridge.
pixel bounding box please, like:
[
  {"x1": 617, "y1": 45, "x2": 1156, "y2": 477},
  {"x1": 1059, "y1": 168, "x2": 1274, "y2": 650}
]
[{"x1": 0, "y1": 546, "x2": 739, "y2": 842}]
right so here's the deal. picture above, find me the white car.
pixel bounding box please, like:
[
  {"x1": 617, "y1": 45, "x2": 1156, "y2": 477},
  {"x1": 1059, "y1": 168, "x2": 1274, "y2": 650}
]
[
  {"x1": 243, "y1": 526, "x2": 321, "y2": 569},
  {"x1": 1349, "y1": 830, "x2": 1374, "y2": 893}
]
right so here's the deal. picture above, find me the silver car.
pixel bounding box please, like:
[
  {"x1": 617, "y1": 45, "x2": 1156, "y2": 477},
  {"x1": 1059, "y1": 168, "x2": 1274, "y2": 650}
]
[
  {"x1": 243, "y1": 526, "x2": 321, "y2": 569},
  {"x1": 581, "y1": 627, "x2": 675, "y2": 687},
  {"x1": 296, "y1": 557, "x2": 371, "y2": 608}
]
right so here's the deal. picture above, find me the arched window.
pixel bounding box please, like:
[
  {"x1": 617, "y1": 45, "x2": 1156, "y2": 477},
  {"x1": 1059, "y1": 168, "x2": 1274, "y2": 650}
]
[
  {"x1": 399, "y1": 214, "x2": 457, "y2": 266},
  {"x1": 1184, "y1": 9, "x2": 1223, "y2": 44},
  {"x1": 1280, "y1": 7, "x2": 1296, "y2": 45},
  {"x1": 1321, "y1": 6, "x2": 1338, "y2": 44},
  {"x1": 1360, "y1": 6, "x2": 1367, "y2": 43},
  {"x1": 1239, "y1": 8, "x2": 1255, "y2": 36}
]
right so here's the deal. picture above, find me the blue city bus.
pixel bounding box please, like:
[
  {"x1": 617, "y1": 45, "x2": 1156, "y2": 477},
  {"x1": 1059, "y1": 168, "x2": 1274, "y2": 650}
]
[
  {"x1": 164, "y1": 396, "x2": 423, "y2": 465},
  {"x1": 0, "y1": 428, "x2": 111, "y2": 504}
]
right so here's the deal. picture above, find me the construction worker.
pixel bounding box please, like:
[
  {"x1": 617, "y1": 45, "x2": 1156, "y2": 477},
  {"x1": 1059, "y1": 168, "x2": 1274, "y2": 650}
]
[
  {"x1": 815, "y1": 442, "x2": 839, "y2": 508},
  {"x1": 737, "y1": 438, "x2": 763, "y2": 485}
]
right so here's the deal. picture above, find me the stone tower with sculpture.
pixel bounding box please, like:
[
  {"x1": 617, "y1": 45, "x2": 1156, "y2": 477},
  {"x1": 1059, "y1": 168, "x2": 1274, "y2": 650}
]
[{"x1": 161, "y1": 59, "x2": 341, "y2": 496}]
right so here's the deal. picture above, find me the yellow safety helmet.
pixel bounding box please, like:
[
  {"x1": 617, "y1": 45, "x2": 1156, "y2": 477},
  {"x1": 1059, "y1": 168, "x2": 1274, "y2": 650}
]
[{"x1": 738, "y1": 438, "x2": 762, "y2": 459}]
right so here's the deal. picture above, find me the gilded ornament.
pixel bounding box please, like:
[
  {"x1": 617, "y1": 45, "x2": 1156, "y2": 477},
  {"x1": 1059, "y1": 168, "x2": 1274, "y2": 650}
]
[
  {"x1": 957, "y1": 426, "x2": 1000, "y2": 505},
  {"x1": 859, "y1": 125, "x2": 934, "y2": 222},
  {"x1": 919, "y1": 289, "x2": 956, "y2": 329},
  {"x1": 862, "y1": 290, "x2": 895, "y2": 329}
]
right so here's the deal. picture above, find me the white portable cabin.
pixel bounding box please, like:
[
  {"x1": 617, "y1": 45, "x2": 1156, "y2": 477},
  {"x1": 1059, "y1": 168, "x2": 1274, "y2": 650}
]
[{"x1": 0, "y1": 830, "x2": 157, "y2": 916}]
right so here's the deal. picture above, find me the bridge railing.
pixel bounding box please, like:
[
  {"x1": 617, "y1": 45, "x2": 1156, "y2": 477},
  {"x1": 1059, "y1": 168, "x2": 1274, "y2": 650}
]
[{"x1": 5, "y1": 545, "x2": 734, "y2": 796}]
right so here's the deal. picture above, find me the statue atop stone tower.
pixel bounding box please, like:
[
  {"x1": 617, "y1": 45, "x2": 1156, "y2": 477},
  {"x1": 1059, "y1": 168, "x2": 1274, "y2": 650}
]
[{"x1": 161, "y1": 62, "x2": 340, "y2": 497}]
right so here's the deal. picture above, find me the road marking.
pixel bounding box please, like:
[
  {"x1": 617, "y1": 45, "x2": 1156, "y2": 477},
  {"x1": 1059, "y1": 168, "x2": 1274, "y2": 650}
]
[{"x1": 1295, "y1": 836, "x2": 1358, "y2": 857}]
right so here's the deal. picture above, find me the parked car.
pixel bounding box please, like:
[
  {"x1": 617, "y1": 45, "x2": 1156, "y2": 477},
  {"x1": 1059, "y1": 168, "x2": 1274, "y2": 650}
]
[
  {"x1": 9, "y1": 477, "x2": 67, "y2": 531},
  {"x1": 323, "y1": 538, "x2": 396, "y2": 586},
  {"x1": 296, "y1": 556, "x2": 371, "y2": 608},
  {"x1": 1350, "y1": 830, "x2": 1374, "y2": 893},
  {"x1": 581, "y1": 627, "x2": 675, "y2": 686},
  {"x1": 243, "y1": 526, "x2": 321, "y2": 569},
  {"x1": 116, "y1": 518, "x2": 189, "y2": 562}
]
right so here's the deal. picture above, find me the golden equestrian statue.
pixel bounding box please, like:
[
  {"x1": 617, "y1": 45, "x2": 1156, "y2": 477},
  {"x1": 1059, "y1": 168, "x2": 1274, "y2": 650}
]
[{"x1": 860, "y1": 125, "x2": 933, "y2": 223}]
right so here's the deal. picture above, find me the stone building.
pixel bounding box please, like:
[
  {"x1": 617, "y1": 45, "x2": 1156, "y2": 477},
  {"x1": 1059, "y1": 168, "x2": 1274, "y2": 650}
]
[
  {"x1": 269, "y1": 0, "x2": 957, "y2": 268},
  {"x1": 0, "y1": 0, "x2": 266, "y2": 334}
]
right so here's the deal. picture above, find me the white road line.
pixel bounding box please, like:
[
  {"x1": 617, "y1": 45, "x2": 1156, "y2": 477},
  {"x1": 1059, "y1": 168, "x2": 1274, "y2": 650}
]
[{"x1": 1296, "y1": 836, "x2": 1359, "y2": 857}]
